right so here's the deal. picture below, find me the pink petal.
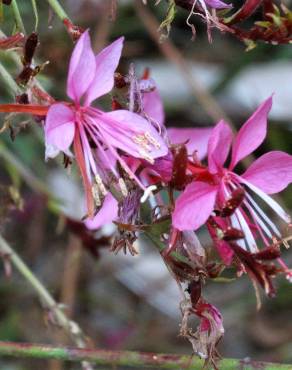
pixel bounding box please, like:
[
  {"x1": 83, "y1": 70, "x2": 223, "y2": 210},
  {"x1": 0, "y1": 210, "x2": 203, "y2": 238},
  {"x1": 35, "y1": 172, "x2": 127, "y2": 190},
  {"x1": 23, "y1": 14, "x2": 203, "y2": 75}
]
[
  {"x1": 207, "y1": 120, "x2": 233, "y2": 173},
  {"x1": 230, "y1": 96, "x2": 273, "y2": 169},
  {"x1": 167, "y1": 127, "x2": 212, "y2": 160},
  {"x1": 100, "y1": 110, "x2": 168, "y2": 160},
  {"x1": 241, "y1": 151, "x2": 292, "y2": 194},
  {"x1": 142, "y1": 88, "x2": 165, "y2": 128},
  {"x1": 85, "y1": 193, "x2": 118, "y2": 230},
  {"x1": 84, "y1": 37, "x2": 124, "y2": 105},
  {"x1": 67, "y1": 30, "x2": 96, "y2": 102},
  {"x1": 45, "y1": 103, "x2": 75, "y2": 156},
  {"x1": 205, "y1": 0, "x2": 232, "y2": 8},
  {"x1": 172, "y1": 181, "x2": 218, "y2": 231}
]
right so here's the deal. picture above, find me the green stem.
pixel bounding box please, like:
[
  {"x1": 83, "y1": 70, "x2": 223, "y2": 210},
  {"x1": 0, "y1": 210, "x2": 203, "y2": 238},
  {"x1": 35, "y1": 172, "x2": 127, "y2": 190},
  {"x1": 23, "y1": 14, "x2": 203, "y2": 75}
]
[
  {"x1": 11, "y1": 0, "x2": 26, "y2": 34},
  {"x1": 0, "y1": 61, "x2": 21, "y2": 97},
  {"x1": 0, "y1": 341, "x2": 290, "y2": 369},
  {"x1": 46, "y1": 0, "x2": 71, "y2": 21}
]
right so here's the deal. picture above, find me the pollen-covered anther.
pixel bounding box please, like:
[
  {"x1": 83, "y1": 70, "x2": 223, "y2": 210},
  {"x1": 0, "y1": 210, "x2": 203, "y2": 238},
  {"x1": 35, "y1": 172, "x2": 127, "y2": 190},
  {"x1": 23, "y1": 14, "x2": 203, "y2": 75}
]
[
  {"x1": 94, "y1": 174, "x2": 107, "y2": 196},
  {"x1": 144, "y1": 131, "x2": 161, "y2": 149},
  {"x1": 119, "y1": 178, "x2": 128, "y2": 197},
  {"x1": 92, "y1": 184, "x2": 101, "y2": 207},
  {"x1": 132, "y1": 134, "x2": 152, "y2": 152}
]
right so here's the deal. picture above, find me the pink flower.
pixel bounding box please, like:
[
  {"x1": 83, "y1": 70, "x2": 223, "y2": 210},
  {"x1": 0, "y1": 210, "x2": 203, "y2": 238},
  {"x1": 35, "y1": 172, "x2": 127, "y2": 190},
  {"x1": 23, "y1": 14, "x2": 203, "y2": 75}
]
[
  {"x1": 44, "y1": 31, "x2": 168, "y2": 218},
  {"x1": 173, "y1": 96, "x2": 292, "y2": 257}
]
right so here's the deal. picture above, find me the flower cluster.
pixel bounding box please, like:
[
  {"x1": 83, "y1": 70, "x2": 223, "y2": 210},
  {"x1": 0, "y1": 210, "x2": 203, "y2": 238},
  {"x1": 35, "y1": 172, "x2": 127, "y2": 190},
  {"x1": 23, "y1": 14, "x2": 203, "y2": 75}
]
[{"x1": 1, "y1": 30, "x2": 292, "y2": 366}]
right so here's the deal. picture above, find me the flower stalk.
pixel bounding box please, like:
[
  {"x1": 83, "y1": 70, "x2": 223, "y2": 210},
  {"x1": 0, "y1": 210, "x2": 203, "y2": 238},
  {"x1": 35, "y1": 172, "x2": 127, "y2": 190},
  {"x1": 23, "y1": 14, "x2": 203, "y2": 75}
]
[
  {"x1": 0, "y1": 341, "x2": 290, "y2": 369},
  {"x1": 46, "y1": 0, "x2": 71, "y2": 21}
]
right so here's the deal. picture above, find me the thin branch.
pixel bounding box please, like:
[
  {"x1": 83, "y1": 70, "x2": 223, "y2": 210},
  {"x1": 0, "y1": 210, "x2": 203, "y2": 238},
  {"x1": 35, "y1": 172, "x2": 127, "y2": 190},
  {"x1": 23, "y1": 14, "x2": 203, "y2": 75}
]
[
  {"x1": 11, "y1": 0, "x2": 26, "y2": 34},
  {"x1": 0, "y1": 341, "x2": 290, "y2": 369}
]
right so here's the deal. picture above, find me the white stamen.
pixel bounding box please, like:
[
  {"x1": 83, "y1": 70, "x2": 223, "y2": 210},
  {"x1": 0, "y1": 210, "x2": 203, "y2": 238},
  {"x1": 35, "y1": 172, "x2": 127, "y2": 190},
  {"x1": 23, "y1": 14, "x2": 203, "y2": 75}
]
[
  {"x1": 240, "y1": 178, "x2": 291, "y2": 223},
  {"x1": 244, "y1": 192, "x2": 281, "y2": 238},
  {"x1": 141, "y1": 185, "x2": 157, "y2": 203},
  {"x1": 244, "y1": 199, "x2": 273, "y2": 241},
  {"x1": 234, "y1": 209, "x2": 258, "y2": 253}
]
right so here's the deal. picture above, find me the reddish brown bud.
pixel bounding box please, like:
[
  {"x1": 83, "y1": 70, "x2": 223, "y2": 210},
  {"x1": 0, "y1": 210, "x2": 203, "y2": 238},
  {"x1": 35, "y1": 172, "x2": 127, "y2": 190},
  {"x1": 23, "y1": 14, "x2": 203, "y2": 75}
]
[
  {"x1": 15, "y1": 93, "x2": 29, "y2": 105},
  {"x1": 222, "y1": 227, "x2": 244, "y2": 241},
  {"x1": 220, "y1": 188, "x2": 245, "y2": 217},
  {"x1": 254, "y1": 246, "x2": 281, "y2": 261},
  {"x1": 63, "y1": 18, "x2": 84, "y2": 42},
  {"x1": 170, "y1": 144, "x2": 189, "y2": 190},
  {"x1": 23, "y1": 32, "x2": 38, "y2": 66}
]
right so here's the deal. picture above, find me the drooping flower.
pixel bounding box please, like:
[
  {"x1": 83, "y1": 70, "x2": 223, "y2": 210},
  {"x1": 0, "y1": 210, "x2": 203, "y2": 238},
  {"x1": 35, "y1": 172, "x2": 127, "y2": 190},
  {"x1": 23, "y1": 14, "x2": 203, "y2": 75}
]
[
  {"x1": 44, "y1": 31, "x2": 168, "y2": 218},
  {"x1": 173, "y1": 96, "x2": 292, "y2": 278}
]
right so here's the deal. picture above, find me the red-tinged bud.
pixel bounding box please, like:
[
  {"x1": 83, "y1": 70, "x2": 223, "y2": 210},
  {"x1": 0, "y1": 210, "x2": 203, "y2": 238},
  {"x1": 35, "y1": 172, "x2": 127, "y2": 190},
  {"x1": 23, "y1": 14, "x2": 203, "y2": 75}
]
[
  {"x1": 220, "y1": 188, "x2": 245, "y2": 217},
  {"x1": 170, "y1": 144, "x2": 188, "y2": 190},
  {"x1": 114, "y1": 72, "x2": 128, "y2": 88},
  {"x1": 254, "y1": 246, "x2": 281, "y2": 261},
  {"x1": 0, "y1": 32, "x2": 24, "y2": 50},
  {"x1": 2, "y1": 0, "x2": 12, "y2": 5},
  {"x1": 63, "y1": 18, "x2": 84, "y2": 42}
]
